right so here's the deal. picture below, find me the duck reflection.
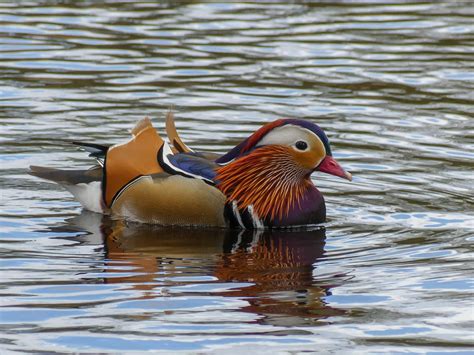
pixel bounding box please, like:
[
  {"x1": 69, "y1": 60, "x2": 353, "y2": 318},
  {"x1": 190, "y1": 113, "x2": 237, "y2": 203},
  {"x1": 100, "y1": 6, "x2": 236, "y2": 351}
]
[{"x1": 58, "y1": 211, "x2": 345, "y2": 325}]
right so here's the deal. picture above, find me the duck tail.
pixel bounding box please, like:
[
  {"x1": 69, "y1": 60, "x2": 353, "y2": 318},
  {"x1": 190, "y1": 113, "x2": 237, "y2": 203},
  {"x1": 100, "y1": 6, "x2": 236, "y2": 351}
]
[
  {"x1": 29, "y1": 165, "x2": 104, "y2": 213},
  {"x1": 28, "y1": 165, "x2": 102, "y2": 185},
  {"x1": 29, "y1": 165, "x2": 64, "y2": 183}
]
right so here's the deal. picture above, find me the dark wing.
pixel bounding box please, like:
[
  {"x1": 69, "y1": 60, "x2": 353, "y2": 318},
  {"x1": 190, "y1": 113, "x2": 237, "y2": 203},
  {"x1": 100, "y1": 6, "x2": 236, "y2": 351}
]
[
  {"x1": 72, "y1": 141, "x2": 109, "y2": 166},
  {"x1": 158, "y1": 143, "x2": 217, "y2": 185}
]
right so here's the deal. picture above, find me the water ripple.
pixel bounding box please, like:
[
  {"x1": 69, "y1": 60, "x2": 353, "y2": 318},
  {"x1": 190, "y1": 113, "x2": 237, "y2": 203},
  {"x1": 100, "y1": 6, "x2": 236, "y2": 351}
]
[{"x1": 1, "y1": 0, "x2": 473, "y2": 353}]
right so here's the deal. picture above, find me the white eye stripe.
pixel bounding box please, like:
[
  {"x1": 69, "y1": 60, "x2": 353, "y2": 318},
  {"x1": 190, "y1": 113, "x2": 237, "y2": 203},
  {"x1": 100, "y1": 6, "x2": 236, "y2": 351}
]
[{"x1": 256, "y1": 124, "x2": 321, "y2": 149}]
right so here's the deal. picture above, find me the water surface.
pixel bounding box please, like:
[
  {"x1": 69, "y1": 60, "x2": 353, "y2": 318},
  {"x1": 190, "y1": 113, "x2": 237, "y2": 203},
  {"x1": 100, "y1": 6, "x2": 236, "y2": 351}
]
[{"x1": 1, "y1": 1, "x2": 473, "y2": 353}]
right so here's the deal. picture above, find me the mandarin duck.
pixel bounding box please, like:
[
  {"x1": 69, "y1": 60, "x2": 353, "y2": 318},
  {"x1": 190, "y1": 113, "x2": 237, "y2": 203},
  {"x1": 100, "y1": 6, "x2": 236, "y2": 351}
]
[{"x1": 29, "y1": 113, "x2": 351, "y2": 229}]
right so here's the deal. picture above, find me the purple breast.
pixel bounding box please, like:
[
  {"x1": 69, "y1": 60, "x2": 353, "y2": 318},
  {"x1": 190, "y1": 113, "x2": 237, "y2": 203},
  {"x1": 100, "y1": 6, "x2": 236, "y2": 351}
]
[{"x1": 265, "y1": 186, "x2": 326, "y2": 228}]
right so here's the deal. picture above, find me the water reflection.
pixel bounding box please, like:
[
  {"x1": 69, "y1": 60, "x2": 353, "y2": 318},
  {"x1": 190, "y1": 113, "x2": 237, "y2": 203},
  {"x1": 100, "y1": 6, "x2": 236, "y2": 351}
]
[
  {"x1": 2, "y1": 0, "x2": 473, "y2": 351},
  {"x1": 57, "y1": 211, "x2": 344, "y2": 326}
]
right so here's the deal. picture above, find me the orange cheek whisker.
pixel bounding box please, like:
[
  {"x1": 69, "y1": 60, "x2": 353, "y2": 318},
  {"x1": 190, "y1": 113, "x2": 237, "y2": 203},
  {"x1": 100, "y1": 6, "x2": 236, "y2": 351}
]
[{"x1": 216, "y1": 146, "x2": 311, "y2": 222}]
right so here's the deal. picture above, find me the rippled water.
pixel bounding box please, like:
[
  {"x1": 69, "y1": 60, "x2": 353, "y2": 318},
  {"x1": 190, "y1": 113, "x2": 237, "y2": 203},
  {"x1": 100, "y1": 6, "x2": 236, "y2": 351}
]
[{"x1": 1, "y1": 1, "x2": 473, "y2": 353}]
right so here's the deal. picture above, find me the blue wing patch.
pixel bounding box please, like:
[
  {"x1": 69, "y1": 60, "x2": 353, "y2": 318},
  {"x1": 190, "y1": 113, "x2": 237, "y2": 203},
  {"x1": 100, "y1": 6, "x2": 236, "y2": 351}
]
[
  {"x1": 158, "y1": 144, "x2": 217, "y2": 185},
  {"x1": 167, "y1": 153, "x2": 217, "y2": 182}
]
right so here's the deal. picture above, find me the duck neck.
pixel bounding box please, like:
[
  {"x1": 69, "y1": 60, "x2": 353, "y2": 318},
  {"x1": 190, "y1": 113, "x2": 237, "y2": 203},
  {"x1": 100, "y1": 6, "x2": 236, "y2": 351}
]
[{"x1": 216, "y1": 146, "x2": 319, "y2": 227}]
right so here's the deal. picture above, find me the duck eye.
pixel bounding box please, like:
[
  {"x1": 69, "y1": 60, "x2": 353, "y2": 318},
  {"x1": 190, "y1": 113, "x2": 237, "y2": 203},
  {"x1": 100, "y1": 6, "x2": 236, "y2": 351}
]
[{"x1": 295, "y1": 140, "x2": 308, "y2": 151}]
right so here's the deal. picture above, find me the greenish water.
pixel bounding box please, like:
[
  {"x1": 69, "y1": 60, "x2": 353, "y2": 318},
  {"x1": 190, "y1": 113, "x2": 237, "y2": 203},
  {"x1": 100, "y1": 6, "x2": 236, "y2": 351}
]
[{"x1": 1, "y1": 1, "x2": 473, "y2": 353}]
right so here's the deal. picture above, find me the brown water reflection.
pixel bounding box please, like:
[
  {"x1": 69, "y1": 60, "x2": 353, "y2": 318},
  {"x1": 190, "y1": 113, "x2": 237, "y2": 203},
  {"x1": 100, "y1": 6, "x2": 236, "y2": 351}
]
[{"x1": 61, "y1": 212, "x2": 344, "y2": 326}]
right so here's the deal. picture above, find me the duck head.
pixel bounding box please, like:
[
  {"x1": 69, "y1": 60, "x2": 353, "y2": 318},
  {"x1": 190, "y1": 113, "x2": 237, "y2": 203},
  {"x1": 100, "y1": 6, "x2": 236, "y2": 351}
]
[{"x1": 215, "y1": 119, "x2": 351, "y2": 228}]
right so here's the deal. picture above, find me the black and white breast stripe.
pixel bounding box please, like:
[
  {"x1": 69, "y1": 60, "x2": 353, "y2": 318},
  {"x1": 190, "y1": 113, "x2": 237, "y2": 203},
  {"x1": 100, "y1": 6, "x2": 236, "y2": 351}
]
[{"x1": 225, "y1": 201, "x2": 264, "y2": 229}]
